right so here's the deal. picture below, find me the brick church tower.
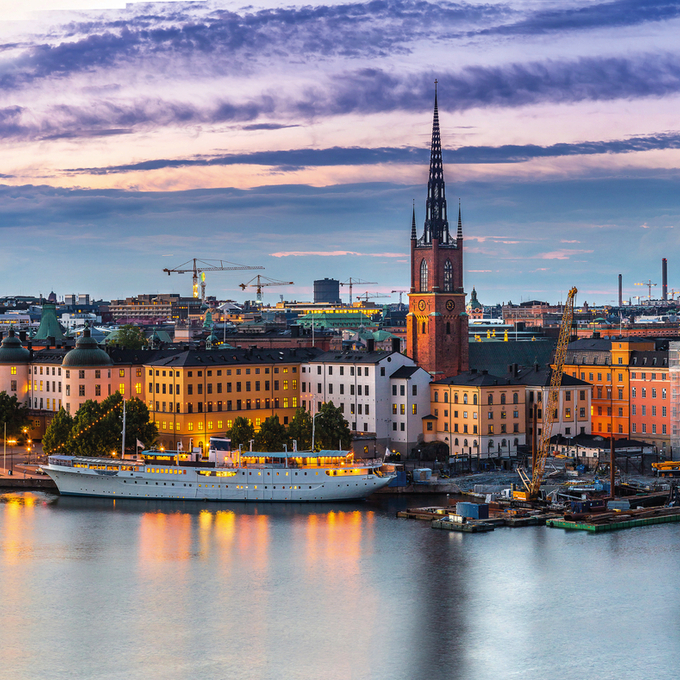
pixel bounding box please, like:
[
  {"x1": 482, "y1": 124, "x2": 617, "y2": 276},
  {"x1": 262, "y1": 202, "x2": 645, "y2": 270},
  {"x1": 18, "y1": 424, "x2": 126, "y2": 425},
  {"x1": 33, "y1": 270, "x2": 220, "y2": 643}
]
[{"x1": 406, "y1": 83, "x2": 469, "y2": 378}]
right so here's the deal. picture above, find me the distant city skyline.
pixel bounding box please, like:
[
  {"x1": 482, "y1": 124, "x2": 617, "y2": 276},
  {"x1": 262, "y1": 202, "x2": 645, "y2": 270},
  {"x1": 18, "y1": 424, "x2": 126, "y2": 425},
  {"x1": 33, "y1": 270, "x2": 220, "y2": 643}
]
[{"x1": 2, "y1": 0, "x2": 680, "y2": 305}]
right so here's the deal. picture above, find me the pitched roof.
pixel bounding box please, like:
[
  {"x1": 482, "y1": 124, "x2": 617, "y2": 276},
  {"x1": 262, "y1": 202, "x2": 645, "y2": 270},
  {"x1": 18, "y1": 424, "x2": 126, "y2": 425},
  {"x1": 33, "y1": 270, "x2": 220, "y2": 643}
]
[{"x1": 390, "y1": 365, "x2": 420, "y2": 380}]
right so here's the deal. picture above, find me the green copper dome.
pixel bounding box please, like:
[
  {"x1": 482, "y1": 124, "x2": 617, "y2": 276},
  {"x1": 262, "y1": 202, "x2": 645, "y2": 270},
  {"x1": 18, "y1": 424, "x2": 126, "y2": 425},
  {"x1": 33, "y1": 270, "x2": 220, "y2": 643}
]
[
  {"x1": 0, "y1": 329, "x2": 31, "y2": 364},
  {"x1": 62, "y1": 329, "x2": 113, "y2": 367}
]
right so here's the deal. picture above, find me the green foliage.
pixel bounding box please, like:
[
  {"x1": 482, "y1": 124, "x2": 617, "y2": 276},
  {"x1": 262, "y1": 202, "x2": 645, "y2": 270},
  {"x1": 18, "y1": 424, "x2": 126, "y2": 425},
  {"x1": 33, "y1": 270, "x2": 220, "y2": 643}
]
[
  {"x1": 313, "y1": 401, "x2": 352, "y2": 451},
  {"x1": 47, "y1": 393, "x2": 158, "y2": 457},
  {"x1": 254, "y1": 415, "x2": 287, "y2": 452},
  {"x1": 227, "y1": 416, "x2": 255, "y2": 450},
  {"x1": 42, "y1": 408, "x2": 74, "y2": 454},
  {"x1": 111, "y1": 324, "x2": 148, "y2": 350},
  {"x1": 287, "y1": 408, "x2": 312, "y2": 451},
  {"x1": 0, "y1": 391, "x2": 30, "y2": 438}
]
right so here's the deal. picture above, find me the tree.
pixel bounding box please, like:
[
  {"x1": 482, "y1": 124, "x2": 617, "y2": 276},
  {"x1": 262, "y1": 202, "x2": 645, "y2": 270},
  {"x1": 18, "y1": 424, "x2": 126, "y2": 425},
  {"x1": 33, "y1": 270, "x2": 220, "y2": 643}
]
[
  {"x1": 313, "y1": 401, "x2": 352, "y2": 451},
  {"x1": 227, "y1": 416, "x2": 255, "y2": 450},
  {"x1": 100, "y1": 392, "x2": 158, "y2": 454},
  {"x1": 66, "y1": 393, "x2": 158, "y2": 457},
  {"x1": 111, "y1": 324, "x2": 147, "y2": 350},
  {"x1": 254, "y1": 415, "x2": 287, "y2": 452},
  {"x1": 287, "y1": 408, "x2": 312, "y2": 451},
  {"x1": 0, "y1": 391, "x2": 30, "y2": 439},
  {"x1": 42, "y1": 408, "x2": 74, "y2": 455}
]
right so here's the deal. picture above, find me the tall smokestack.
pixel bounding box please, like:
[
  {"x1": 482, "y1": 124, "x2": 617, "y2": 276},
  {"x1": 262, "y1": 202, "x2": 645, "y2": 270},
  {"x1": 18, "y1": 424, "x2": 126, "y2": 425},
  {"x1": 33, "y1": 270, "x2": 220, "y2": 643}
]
[
  {"x1": 662, "y1": 258, "x2": 668, "y2": 301},
  {"x1": 618, "y1": 274, "x2": 623, "y2": 307}
]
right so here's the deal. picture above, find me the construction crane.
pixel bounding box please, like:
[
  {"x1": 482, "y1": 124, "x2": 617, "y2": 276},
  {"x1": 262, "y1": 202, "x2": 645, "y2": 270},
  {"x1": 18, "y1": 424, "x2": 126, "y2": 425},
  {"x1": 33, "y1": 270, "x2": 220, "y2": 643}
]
[
  {"x1": 163, "y1": 258, "x2": 264, "y2": 302},
  {"x1": 240, "y1": 275, "x2": 293, "y2": 305},
  {"x1": 634, "y1": 279, "x2": 657, "y2": 300},
  {"x1": 514, "y1": 286, "x2": 578, "y2": 502},
  {"x1": 355, "y1": 292, "x2": 390, "y2": 303},
  {"x1": 391, "y1": 290, "x2": 408, "y2": 304},
  {"x1": 340, "y1": 277, "x2": 376, "y2": 305}
]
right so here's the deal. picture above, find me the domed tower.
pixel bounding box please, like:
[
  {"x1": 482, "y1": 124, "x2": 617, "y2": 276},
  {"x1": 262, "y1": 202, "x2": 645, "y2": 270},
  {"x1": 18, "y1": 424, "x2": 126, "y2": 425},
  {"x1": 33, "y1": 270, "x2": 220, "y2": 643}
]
[
  {"x1": 406, "y1": 82, "x2": 469, "y2": 378},
  {"x1": 62, "y1": 329, "x2": 113, "y2": 413},
  {"x1": 0, "y1": 329, "x2": 31, "y2": 404}
]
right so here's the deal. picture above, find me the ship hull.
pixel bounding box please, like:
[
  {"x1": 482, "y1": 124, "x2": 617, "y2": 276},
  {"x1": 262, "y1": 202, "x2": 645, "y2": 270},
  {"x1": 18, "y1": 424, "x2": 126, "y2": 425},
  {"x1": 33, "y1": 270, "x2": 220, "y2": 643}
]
[{"x1": 43, "y1": 465, "x2": 393, "y2": 502}]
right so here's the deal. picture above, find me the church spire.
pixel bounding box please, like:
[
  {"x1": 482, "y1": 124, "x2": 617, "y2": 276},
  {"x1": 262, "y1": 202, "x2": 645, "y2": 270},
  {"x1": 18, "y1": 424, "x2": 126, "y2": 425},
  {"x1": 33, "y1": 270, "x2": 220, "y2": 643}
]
[
  {"x1": 423, "y1": 79, "x2": 449, "y2": 243},
  {"x1": 457, "y1": 199, "x2": 463, "y2": 241},
  {"x1": 411, "y1": 200, "x2": 417, "y2": 240}
]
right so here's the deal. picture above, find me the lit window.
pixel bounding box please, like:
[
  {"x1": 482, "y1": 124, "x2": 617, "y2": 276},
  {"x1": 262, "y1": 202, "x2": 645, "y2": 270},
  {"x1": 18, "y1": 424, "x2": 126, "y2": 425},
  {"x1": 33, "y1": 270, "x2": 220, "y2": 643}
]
[
  {"x1": 10, "y1": 366, "x2": 16, "y2": 375},
  {"x1": 119, "y1": 369, "x2": 125, "y2": 377},
  {"x1": 136, "y1": 383, "x2": 142, "y2": 394},
  {"x1": 188, "y1": 423, "x2": 193, "y2": 431},
  {"x1": 119, "y1": 384, "x2": 125, "y2": 395},
  {"x1": 198, "y1": 422, "x2": 203, "y2": 430}
]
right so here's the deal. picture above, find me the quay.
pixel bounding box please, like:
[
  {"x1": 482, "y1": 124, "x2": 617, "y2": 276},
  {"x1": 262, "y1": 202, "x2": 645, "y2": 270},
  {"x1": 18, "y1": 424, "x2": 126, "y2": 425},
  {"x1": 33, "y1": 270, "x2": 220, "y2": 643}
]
[{"x1": 0, "y1": 465, "x2": 58, "y2": 492}]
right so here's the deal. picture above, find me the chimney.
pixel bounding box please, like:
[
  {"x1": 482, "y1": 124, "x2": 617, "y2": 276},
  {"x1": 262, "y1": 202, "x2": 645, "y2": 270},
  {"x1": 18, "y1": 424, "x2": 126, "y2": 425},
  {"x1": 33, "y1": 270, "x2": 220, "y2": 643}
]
[
  {"x1": 19, "y1": 330, "x2": 27, "y2": 342},
  {"x1": 367, "y1": 338, "x2": 375, "y2": 352},
  {"x1": 48, "y1": 335, "x2": 55, "y2": 348},
  {"x1": 662, "y1": 258, "x2": 668, "y2": 301},
  {"x1": 618, "y1": 274, "x2": 623, "y2": 307},
  {"x1": 291, "y1": 325, "x2": 300, "y2": 338},
  {"x1": 391, "y1": 337, "x2": 401, "y2": 353}
]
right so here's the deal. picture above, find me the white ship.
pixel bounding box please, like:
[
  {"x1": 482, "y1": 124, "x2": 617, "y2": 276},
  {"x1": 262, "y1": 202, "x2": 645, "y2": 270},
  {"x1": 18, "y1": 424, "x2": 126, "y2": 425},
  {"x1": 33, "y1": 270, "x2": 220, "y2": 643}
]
[{"x1": 41, "y1": 437, "x2": 394, "y2": 502}]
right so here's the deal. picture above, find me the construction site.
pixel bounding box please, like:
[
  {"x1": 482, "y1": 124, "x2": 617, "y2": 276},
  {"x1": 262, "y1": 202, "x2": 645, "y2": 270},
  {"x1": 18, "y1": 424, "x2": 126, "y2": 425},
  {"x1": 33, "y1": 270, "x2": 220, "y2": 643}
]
[{"x1": 396, "y1": 286, "x2": 680, "y2": 533}]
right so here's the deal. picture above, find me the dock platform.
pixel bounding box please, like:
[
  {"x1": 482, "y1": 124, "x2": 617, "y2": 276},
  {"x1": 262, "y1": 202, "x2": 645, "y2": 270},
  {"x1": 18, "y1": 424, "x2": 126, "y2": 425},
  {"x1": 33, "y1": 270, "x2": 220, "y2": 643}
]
[
  {"x1": 431, "y1": 519, "x2": 495, "y2": 533},
  {"x1": 547, "y1": 507, "x2": 680, "y2": 532}
]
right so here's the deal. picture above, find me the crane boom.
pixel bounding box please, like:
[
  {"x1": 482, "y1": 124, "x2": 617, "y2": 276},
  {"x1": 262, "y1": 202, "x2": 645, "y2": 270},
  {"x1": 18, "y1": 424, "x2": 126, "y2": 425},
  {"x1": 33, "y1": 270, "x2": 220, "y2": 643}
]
[
  {"x1": 514, "y1": 286, "x2": 578, "y2": 501},
  {"x1": 163, "y1": 258, "x2": 264, "y2": 301}
]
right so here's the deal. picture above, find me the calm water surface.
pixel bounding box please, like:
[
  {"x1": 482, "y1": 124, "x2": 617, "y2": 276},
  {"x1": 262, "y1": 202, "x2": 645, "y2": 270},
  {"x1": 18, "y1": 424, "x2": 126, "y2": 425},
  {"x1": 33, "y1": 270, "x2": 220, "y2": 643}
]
[{"x1": 1, "y1": 491, "x2": 678, "y2": 680}]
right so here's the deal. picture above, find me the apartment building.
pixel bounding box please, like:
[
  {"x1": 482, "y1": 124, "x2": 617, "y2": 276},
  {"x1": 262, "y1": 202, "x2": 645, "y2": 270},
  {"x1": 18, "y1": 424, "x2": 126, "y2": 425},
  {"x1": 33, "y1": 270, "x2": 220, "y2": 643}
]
[
  {"x1": 300, "y1": 350, "x2": 431, "y2": 456},
  {"x1": 425, "y1": 369, "x2": 527, "y2": 458},
  {"x1": 629, "y1": 350, "x2": 670, "y2": 452}
]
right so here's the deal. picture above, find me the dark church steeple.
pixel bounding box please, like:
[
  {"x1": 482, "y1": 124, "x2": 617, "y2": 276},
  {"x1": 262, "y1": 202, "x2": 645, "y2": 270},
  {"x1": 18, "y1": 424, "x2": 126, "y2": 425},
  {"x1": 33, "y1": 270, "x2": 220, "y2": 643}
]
[
  {"x1": 422, "y1": 80, "x2": 450, "y2": 244},
  {"x1": 407, "y1": 81, "x2": 469, "y2": 378}
]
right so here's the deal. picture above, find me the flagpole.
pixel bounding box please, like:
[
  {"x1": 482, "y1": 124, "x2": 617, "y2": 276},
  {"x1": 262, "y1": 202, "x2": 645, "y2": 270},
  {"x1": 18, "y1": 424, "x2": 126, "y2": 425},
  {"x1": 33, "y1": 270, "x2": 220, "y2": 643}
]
[{"x1": 121, "y1": 399, "x2": 126, "y2": 458}]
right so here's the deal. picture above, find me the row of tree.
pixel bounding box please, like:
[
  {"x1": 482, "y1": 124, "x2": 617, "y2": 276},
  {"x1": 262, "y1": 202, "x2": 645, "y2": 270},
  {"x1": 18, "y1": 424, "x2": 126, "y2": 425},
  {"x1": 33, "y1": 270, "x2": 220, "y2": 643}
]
[
  {"x1": 227, "y1": 403, "x2": 351, "y2": 452},
  {"x1": 42, "y1": 393, "x2": 158, "y2": 457}
]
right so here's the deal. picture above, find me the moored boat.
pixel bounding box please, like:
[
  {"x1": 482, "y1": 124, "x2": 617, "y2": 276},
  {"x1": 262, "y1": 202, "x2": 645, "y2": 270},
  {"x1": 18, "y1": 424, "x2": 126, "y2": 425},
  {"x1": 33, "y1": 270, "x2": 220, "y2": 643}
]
[{"x1": 41, "y1": 437, "x2": 394, "y2": 502}]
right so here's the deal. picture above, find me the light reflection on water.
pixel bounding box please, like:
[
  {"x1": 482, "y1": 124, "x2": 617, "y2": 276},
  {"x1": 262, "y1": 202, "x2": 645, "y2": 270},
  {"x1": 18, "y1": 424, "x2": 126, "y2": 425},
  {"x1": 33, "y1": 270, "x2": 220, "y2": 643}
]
[{"x1": 1, "y1": 491, "x2": 679, "y2": 680}]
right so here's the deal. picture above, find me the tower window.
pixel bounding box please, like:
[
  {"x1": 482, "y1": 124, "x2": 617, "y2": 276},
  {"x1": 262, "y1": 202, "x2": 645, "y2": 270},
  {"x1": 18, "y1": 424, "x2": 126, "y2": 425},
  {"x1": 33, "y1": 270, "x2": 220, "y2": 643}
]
[
  {"x1": 446, "y1": 322, "x2": 451, "y2": 335},
  {"x1": 420, "y1": 259, "x2": 429, "y2": 292},
  {"x1": 422, "y1": 322, "x2": 426, "y2": 334},
  {"x1": 443, "y1": 259, "x2": 453, "y2": 292}
]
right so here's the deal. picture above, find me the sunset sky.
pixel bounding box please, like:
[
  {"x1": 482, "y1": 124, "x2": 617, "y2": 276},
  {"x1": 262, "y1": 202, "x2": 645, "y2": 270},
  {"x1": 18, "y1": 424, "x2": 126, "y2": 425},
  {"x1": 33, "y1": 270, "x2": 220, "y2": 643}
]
[{"x1": 1, "y1": 0, "x2": 680, "y2": 306}]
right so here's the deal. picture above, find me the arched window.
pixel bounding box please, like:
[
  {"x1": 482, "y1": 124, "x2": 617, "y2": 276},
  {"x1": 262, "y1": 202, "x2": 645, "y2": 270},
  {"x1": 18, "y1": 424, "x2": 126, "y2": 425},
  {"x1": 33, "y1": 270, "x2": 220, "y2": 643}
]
[
  {"x1": 420, "y1": 259, "x2": 429, "y2": 291},
  {"x1": 473, "y1": 393, "x2": 478, "y2": 405},
  {"x1": 444, "y1": 392, "x2": 448, "y2": 403},
  {"x1": 434, "y1": 392, "x2": 439, "y2": 402},
  {"x1": 455, "y1": 438, "x2": 459, "y2": 446},
  {"x1": 513, "y1": 393, "x2": 519, "y2": 404},
  {"x1": 463, "y1": 439, "x2": 468, "y2": 447},
  {"x1": 514, "y1": 438, "x2": 519, "y2": 446},
  {"x1": 463, "y1": 394, "x2": 468, "y2": 404},
  {"x1": 446, "y1": 322, "x2": 451, "y2": 335},
  {"x1": 443, "y1": 259, "x2": 453, "y2": 291},
  {"x1": 500, "y1": 393, "x2": 506, "y2": 405},
  {"x1": 501, "y1": 439, "x2": 507, "y2": 447},
  {"x1": 488, "y1": 394, "x2": 493, "y2": 405},
  {"x1": 454, "y1": 393, "x2": 459, "y2": 404},
  {"x1": 488, "y1": 440, "x2": 494, "y2": 449}
]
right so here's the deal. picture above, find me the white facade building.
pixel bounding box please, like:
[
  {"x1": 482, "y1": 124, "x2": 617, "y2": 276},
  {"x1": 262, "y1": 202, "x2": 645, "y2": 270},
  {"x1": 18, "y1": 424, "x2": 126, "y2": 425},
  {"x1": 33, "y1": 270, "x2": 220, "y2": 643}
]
[{"x1": 300, "y1": 351, "x2": 431, "y2": 456}]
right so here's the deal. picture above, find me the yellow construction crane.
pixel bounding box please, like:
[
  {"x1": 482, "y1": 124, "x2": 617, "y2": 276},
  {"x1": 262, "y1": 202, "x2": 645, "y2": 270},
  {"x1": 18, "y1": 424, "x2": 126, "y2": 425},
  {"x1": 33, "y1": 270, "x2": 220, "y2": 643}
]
[
  {"x1": 163, "y1": 258, "x2": 264, "y2": 302},
  {"x1": 514, "y1": 286, "x2": 578, "y2": 502},
  {"x1": 240, "y1": 275, "x2": 294, "y2": 305}
]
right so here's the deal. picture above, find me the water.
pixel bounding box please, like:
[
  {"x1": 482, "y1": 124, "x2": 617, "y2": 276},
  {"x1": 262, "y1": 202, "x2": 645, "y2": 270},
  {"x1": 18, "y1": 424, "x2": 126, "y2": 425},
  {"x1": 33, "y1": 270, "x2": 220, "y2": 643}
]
[{"x1": 1, "y1": 491, "x2": 678, "y2": 680}]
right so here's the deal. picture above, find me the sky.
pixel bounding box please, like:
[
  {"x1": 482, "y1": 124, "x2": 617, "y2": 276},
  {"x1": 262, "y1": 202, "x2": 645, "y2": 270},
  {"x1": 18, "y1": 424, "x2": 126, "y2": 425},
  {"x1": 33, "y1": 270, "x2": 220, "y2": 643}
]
[{"x1": 1, "y1": 0, "x2": 680, "y2": 306}]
